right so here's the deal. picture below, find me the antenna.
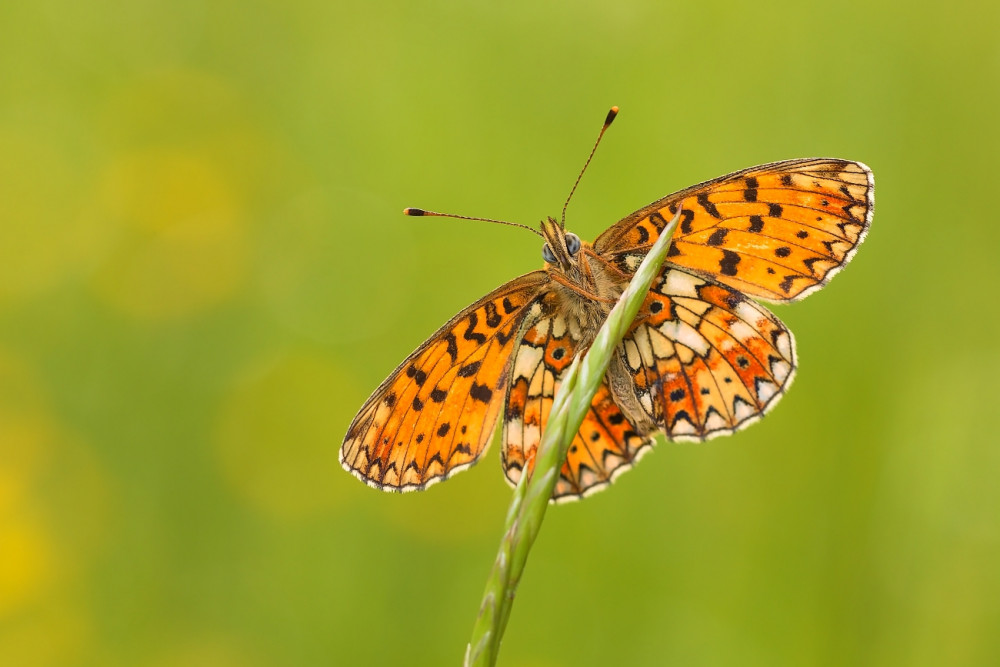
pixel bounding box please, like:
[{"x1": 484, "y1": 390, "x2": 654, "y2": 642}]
[
  {"x1": 403, "y1": 208, "x2": 544, "y2": 238},
  {"x1": 560, "y1": 106, "x2": 618, "y2": 228}
]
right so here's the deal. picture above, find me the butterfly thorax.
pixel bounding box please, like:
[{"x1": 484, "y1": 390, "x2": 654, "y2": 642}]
[{"x1": 539, "y1": 216, "x2": 625, "y2": 344}]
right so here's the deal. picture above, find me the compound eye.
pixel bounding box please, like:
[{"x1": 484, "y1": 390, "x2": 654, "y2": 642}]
[
  {"x1": 565, "y1": 233, "x2": 581, "y2": 256},
  {"x1": 541, "y1": 243, "x2": 556, "y2": 264}
]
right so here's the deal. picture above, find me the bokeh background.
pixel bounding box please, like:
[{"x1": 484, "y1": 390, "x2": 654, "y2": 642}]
[{"x1": 2, "y1": 1, "x2": 999, "y2": 665}]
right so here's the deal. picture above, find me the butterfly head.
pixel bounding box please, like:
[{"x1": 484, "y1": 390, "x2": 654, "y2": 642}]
[{"x1": 540, "y1": 216, "x2": 583, "y2": 270}]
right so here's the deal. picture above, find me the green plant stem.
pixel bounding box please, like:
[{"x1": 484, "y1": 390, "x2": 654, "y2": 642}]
[{"x1": 465, "y1": 210, "x2": 680, "y2": 667}]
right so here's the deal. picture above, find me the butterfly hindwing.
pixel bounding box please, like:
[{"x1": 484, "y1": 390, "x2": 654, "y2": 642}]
[
  {"x1": 619, "y1": 263, "x2": 796, "y2": 440},
  {"x1": 501, "y1": 307, "x2": 654, "y2": 502},
  {"x1": 341, "y1": 272, "x2": 549, "y2": 492},
  {"x1": 595, "y1": 158, "x2": 873, "y2": 302}
]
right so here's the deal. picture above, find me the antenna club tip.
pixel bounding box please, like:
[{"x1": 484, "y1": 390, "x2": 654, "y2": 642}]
[
  {"x1": 605, "y1": 106, "x2": 619, "y2": 126},
  {"x1": 403, "y1": 207, "x2": 425, "y2": 216}
]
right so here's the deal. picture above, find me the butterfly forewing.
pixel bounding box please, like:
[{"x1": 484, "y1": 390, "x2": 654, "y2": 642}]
[
  {"x1": 341, "y1": 272, "x2": 548, "y2": 492},
  {"x1": 596, "y1": 159, "x2": 873, "y2": 302}
]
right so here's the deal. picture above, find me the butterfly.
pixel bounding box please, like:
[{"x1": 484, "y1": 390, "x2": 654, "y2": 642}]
[{"x1": 341, "y1": 108, "x2": 873, "y2": 503}]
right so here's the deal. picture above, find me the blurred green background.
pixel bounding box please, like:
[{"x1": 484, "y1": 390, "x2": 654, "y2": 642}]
[{"x1": 2, "y1": 1, "x2": 999, "y2": 665}]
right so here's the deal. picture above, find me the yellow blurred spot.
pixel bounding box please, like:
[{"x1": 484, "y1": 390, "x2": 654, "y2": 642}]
[
  {"x1": 215, "y1": 353, "x2": 358, "y2": 518},
  {"x1": 88, "y1": 69, "x2": 278, "y2": 322},
  {"x1": 0, "y1": 346, "x2": 112, "y2": 622},
  {"x1": 0, "y1": 412, "x2": 60, "y2": 622},
  {"x1": 91, "y1": 148, "x2": 248, "y2": 320},
  {"x1": 0, "y1": 515, "x2": 53, "y2": 617}
]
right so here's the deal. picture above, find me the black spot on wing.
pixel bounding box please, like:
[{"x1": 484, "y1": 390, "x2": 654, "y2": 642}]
[
  {"x1": 803, "y1": 256, "x2": 825, "y2": 275},
  {"x1": 697, "y1": 193, "x2": 722, "y2": 219},
  {"x1": 707, "y1": 228, "x2": 728, "y2": 246},
  {"x1": 484, "y1": 300, "x2": 501, "y2": 328},
  {"x1": 457, "y1": 361, "x2": 481, "y2": 377},
  {"x1": 496, "y1": 323, "x2": 515, "y2": 346},
  {"x1": 426, "y1": 452, "x2": 444, "y2": 470},
  {"x1": 670, "y1": 410, "x2": 694, "y2": 430},
  {"x1": 778, "y1": 274, "x2": 809, "y2": 293},
  {"x1": 464, "y1": 312, "x2": 486, "y2": 344},
  {"x1": 470, "y1": 383, "x2": 493, "y2": 403},
  {"x1": 380, "y1": 461, "x2": 398, "y2": 482},
  {"x1": 679, "y1": 209, "x2": 695, "y2": 234},
  {"x1": 719, "y1": 250, "x2": 741, "y2": 276},
  {"x1": 733, "y1": 395, "x2": 756, "y2": 417}
]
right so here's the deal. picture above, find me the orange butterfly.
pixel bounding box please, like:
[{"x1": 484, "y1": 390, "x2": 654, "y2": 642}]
[{"x1": 341, "y1": 108, "x2": 873, "y2": 503}]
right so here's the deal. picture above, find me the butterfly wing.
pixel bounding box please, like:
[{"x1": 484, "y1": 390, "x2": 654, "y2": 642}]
[
  {"x1": 501, "y1": 306, "x2": 655, "y2": 502},
  {"x1": 595, "y1": 158, "x2": 873, "y2": 302},
  {"x1": 341, "y1": 271, "x2": 549, "y2": 492},
  {"x1": 617, "y1": 262, "x2": 796, "y2": 440}
]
